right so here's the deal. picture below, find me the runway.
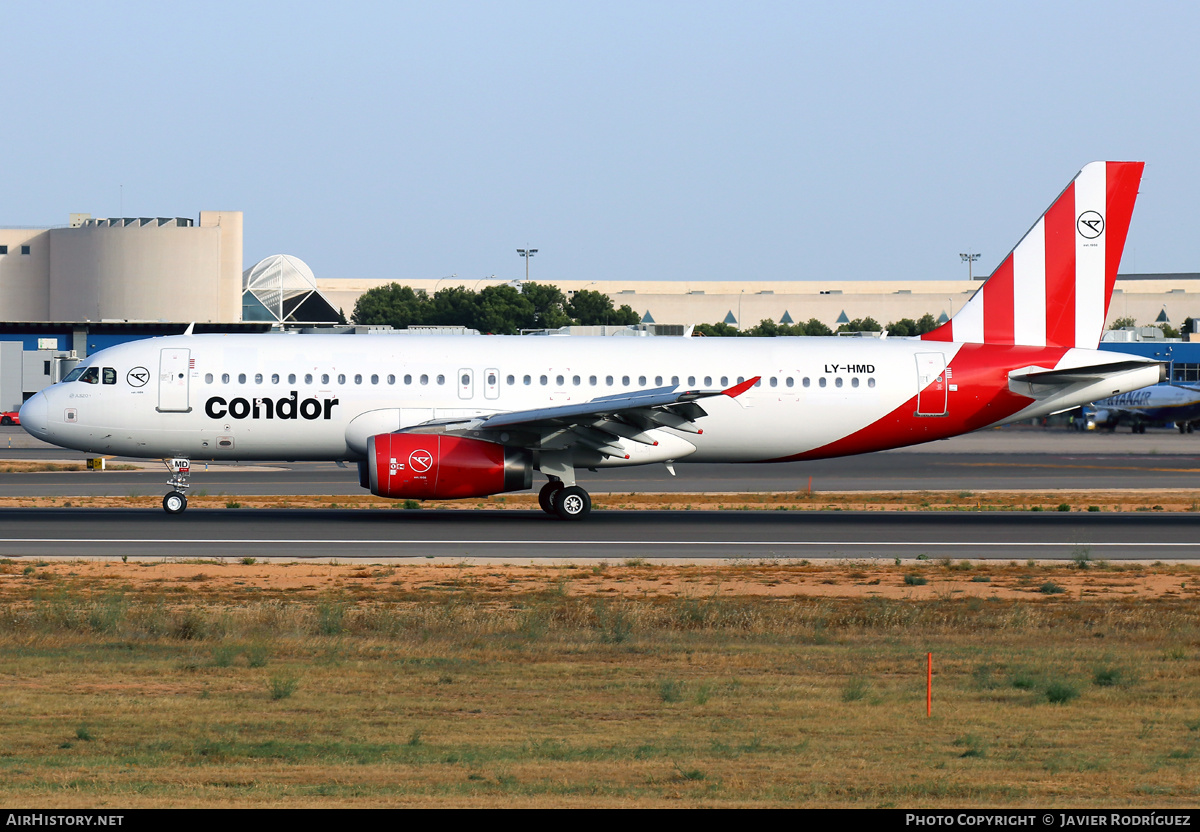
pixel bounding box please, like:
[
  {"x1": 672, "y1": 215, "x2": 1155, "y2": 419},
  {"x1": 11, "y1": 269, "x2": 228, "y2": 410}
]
[
  {"x1": 4, "y1": 426, "x2": 1200, "y2": 496},
  {"x1": 4, "y1": 425, "x2": 1200, "y2": 560},
  {"x1": 2, "y1": 506, "x2": 1198, "y2": 560}
]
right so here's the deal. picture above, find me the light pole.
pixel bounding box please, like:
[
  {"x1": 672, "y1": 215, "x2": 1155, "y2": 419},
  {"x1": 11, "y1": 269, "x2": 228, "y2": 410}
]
[
  {"x1": 517, "y1": 248, "x2": 538, "y2": 281},
  {"x1": 432, "y1": 273, "x2": 458, "y2": 296},
  {"x1": 473, "y1": 274, "x2": 504, "y2": 292},
  {"x1": 959, "y1": 252, "x2": 981, "y2": 281}
]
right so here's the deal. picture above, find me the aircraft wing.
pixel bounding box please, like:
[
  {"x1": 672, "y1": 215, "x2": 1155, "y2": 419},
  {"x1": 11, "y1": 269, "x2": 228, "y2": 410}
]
[{"x1": 400, "y1": 377, "x2": 759, "y2": 459}]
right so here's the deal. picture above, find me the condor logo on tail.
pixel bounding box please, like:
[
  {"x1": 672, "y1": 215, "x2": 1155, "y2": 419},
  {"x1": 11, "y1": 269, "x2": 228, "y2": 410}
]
[{"x1": 205, "y1": 391, "x2": 339, "y2": 420}]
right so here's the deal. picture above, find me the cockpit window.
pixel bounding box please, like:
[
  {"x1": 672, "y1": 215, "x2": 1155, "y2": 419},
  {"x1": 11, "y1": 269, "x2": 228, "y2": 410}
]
[
  {"x1": 79, "y1": 367, "x2": 100, "y2": 384},
  {"x1": 62, "y1": 368, "x2": 84, "y2": 383},
  {"x1": 102, "y1": 368, "x2": 117, "y2": 385}
]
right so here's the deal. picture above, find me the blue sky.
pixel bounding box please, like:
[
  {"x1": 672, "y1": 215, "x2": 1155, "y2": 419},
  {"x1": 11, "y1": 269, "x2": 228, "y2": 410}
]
[{"x1": 2, "y1": 1, "x2": 1197, "y2": 284}]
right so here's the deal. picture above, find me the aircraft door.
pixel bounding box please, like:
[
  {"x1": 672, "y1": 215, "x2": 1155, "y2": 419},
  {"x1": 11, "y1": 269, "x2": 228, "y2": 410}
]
[
  {"x1": 457, "y1": 368, "x2": 474, "y2": 400},
  {"x1": 484, "y1": 368, "x2": 499, "y2": 400},
  {"x1": 915, "y1": 352, "x2": 947, "y2": 417},
  {"x1": 157, "y1": 348, "x2": 191, "y2": 413}
]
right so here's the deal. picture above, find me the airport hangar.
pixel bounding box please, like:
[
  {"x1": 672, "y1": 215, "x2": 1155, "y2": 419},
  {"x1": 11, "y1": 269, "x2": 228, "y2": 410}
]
[{"x1": 2, "y1": 210, "x2": 1200, "y2": 412}]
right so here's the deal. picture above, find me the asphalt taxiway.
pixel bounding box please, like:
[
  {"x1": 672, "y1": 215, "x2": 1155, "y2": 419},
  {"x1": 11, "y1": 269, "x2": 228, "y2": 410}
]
[
  {"x1": 3, "y1": 425, "x2": 1199, "y2": 560},
  {"x1": 1, "y1": 506, "x2": 1197, "y2": 560},
  {"x1": 3, "y1": 426, "x2": 1200, "y2": 496}
]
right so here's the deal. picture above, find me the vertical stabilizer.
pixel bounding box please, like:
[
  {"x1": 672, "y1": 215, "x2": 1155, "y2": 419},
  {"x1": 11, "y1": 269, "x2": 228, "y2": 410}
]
[{"x1": 922, "y1": 161, "x2": 1144, "y2": 349}]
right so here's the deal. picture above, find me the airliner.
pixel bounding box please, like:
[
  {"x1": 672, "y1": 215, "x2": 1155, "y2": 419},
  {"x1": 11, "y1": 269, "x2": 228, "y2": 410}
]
[
  {"x1": 19, "y1": 161, "x2": 1164, "y2": 519},
  {"x1": 1089, "y1": 383, "x2": 1200, "y2": 433}
]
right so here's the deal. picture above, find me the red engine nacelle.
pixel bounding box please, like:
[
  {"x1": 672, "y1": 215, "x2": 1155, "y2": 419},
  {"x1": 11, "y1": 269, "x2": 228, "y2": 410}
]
[{"x1": 366, "y1": 433, "x2": 532, "y2": 500}]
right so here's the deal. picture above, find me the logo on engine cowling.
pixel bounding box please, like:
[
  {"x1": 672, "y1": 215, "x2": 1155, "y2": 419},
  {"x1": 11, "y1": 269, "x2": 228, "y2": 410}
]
[{"x1": 408, "y1": 449, "x2": 434, "y2": 473}]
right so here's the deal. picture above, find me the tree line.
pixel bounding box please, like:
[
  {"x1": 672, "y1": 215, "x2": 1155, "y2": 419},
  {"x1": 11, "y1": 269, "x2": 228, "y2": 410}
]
[
  {"x1": 351, "y1": 281, "x2": 946, "y2": 336},
  {"x1": 351, "y1": 282, "x2": 639, "y2": 335}
]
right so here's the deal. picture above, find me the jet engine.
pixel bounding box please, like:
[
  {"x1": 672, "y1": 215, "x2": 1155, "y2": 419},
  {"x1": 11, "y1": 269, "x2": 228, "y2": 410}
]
[{"x1": 365, "y1": 433, "x2": 532, "y2": 500}]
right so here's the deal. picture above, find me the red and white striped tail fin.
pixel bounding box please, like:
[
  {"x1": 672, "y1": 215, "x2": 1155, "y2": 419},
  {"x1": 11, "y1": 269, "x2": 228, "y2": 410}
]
[{"x1": 921, "y1": 161, "x2": 1144, "y2": 349}]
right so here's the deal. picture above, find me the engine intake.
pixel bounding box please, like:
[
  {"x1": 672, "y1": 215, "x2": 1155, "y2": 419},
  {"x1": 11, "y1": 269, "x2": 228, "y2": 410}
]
[{"x1": 367, "y1": 433, "x2": 532, "y2": 500}]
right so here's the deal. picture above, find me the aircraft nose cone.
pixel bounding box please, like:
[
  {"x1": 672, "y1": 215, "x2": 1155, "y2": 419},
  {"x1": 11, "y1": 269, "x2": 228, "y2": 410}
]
[{"x1": 19, "y1": 392, "x2": 48, "y2": 436}]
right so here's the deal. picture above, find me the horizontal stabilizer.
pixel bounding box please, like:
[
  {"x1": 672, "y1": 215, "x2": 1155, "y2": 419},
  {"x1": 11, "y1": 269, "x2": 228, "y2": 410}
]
[{"x1": 1009, "y1": 359, "x2": 1165, "y2": 386}]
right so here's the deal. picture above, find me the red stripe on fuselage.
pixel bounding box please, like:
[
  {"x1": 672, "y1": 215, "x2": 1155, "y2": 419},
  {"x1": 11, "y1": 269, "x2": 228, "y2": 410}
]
[
  {"x1": 763, "y1": 344, "x2": 1069, "y2": 462},
  {"x1": 1043, "y1": 182, "x2": 1076, "y2": 347},
  {"x1": 1102, "y1": 162, "x2": 1144, "y2": 323},
  {"x1": 982, "y1": 257, "x2": 1015, "y2": 343}
]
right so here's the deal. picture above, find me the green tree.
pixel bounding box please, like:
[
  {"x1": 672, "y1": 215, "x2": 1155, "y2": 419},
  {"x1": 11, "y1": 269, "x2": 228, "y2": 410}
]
[
  {"x1": 693, "y1": 322, "x2": 744, "y2": 337},
  {"x1": 914, "y1": 313, "x2": 939, "y2": 335},
  {"x1": 427, "y1": 287, "x2": 478, "y2": 327},
  {"x1": 350, "y1": 283, "x2": 428, "y2": 328},
  {"x1": 522, "y1": 282, "x2": 572, "y2": 329},
  {"x1": 1109, "y1": 316, "x2": 1137, "y2": 330},
  {"x1": 474, "y1": 284, "x2": 535, "y2": 334},
  {"x1": 837, "y1": 316, "x2": 883, "y2": 333},
  {"x1": 566, "y1": 289, "x2": 638, "y2": 326}
]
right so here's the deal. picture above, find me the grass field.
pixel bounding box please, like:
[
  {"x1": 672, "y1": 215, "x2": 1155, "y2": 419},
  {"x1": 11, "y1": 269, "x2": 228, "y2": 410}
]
[{"x1": 2, "y1": 557, "x2": 1199, "y2": 807}]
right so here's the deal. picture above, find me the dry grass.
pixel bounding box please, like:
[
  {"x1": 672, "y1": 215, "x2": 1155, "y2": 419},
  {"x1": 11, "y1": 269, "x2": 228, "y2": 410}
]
[{"x1": 2, "y1": 559, "x2": 1200, "y2": 807}]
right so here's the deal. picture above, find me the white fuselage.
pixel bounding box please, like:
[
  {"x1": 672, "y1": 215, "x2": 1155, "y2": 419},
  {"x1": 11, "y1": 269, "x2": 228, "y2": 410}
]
[{"x1": 19, "y1": 333, "x2": 1157, "y2": 465}]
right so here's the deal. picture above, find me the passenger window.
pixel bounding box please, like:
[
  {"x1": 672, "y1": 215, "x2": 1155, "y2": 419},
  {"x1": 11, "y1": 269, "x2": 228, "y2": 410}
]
[
  {"x1": 102, "y1": 368, "x2": 116, "y2": 385},
  {"x1": 671, "y1": 376, "x2": 679, "y2": 386},
  {"x1": 638, "y1": 376, "x2": 647, "y2": 386},
  {"x1": 688, "y1": 376, "x2": 696, "y2": 386},
  {"x1": 769, "y1": 377, "x2": 777, "y2": 388},
  {"x1": 819, "y1": 377, "x2": 827, "y2": 388},
  {"x1": 753, "y1": 379, "x2": 761, "y2": 387},
  {"x1": 436, "y1": 374, "x2": 445, "y2": 385},
  {"x1": 404, "y1": 374, "x2": 412, "y2": 385},
  {"x1": 851, "y1": 377, "x2": 860, "y2": 388},
  {"x1": 606, "y1": 376, "x2": 614, "y2": 386},
  {"x1": 462, "y1": 374, "x2": 470, "y2": 386},
  {"x1": 835, "y1": 377, "x2": 843, "y2": 388},
  {"x1": 205, "y1": 373, "x2": 214, "y2": 384},
  {"x1": 720, "y1": 376, "x2": 728, "y2": 386},
  {"x1": 488, "y1": 373, "x2": 497, "y2": 385},
  {"x1": 371, "y1": 374, "x2": 379, "y2": 384},
  {"x1": 255, "y1": 373, "x2": 263, "y2": 384},
  {"x1": 338, "y1": 374, "x2": 346, "y2": 384},
  {"x1": 589, "y1": 375, "x2": 597, "y2": 386},
  {"x1": 540, "y1": 375, "x2": 548, "y2": 385},
  {"x1": 868, "y1": 378, "x2": 876, "y2": 388},
  {"x1": 288, "y1": 374, "x2": 296, "y2": 384},
  {"x1": 803, "y1": 377, "x2": 811, "y2": 387},
  {"x1": 654, "y1": 376, "x2": 662, "y2": 385},
  {"x1": 506, "y1": 374, "x2": 515, "y2": 385},
  {"x1": 622, "y1": 376, "x2": 630, "y2": 386},
  {"x1": 221, "y1": 373, "x2": 230, "y2": 384},
  {"x1": 786, "y1": 377, "x2": 794, "y2": 388},
  {"x1": 272, "y1": 374, "x2": 280, "y2": 384},
  {"x1": 523, "y1": 375, "x2": 531, "y2": 385},
  {"x1": 420, "y1": 374, "x2": 428, "y2": 385},
  {"x1": 304, "y1": 374, "x2": 313, "y2": 384},
  {"x1": 571, "y1": 375, "x2": 580, "y2": 386},
  {"x1": 321, "y1": 374, "x2": 329, "y2": 384},
  {"x1": 238, "y1": 373, "x2": 247, "y2": 384},
  {"x1": 354, "y1": 374, "x2": 362, "y2": 384},
  {"x1": 704, "y1": 376, "x2": 711, "y2": 386},
  {"x1": 387, "y1": 374, "x2": 395, "y2": 385},
  {"x1": 556, "y1": 375, "x2": 565, "y2": 386}
]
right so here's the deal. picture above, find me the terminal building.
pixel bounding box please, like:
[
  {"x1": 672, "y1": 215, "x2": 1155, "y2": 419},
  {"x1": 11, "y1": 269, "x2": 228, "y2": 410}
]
[{"x1": 4, "y1": 209, "x2": 1200, "y2": 412}]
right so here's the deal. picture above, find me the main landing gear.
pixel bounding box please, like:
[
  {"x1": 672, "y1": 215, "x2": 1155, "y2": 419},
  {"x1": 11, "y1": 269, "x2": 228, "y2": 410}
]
[
  {"x1": 162, "y1": 458, "x2": 191, "y2": 515},
  {"x1": 538, "y1": 480, "x2": 591, "y2": 521}
]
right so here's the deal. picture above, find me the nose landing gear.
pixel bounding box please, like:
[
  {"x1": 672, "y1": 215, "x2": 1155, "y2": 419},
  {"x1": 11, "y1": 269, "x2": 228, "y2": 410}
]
[{"x1": 162, "y1": 458, "x2": 191, "y2": 515}]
